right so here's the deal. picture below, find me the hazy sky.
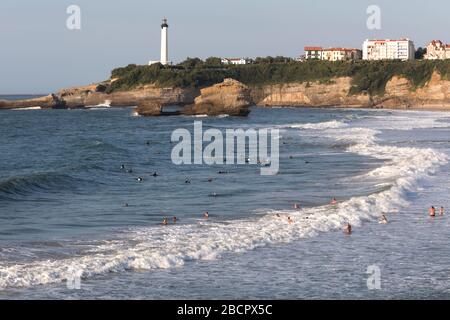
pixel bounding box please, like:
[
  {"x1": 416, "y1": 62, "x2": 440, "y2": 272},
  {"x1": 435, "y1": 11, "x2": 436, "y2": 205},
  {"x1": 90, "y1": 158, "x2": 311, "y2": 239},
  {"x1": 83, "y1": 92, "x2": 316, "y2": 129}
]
[{"x1": 1, "y1": 0, "x2": 449, "y2": 93}]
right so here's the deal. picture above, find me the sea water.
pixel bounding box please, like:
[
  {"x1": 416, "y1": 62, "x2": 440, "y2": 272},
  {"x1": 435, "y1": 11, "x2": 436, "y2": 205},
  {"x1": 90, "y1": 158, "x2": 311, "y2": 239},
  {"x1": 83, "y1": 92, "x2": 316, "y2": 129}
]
[{"x1": 0, "y1": 106, "x2": 449, "y2": 299}]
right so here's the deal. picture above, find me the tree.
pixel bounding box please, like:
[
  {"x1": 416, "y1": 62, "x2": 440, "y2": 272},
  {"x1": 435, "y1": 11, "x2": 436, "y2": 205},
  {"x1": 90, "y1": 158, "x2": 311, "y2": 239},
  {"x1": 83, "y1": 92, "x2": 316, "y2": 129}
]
[
  {"x1": 204, "y1": 57, "x2": 223, "y2": 67},
  {"x1": 178, "y1": 57, "x2": 204, "y2": 69},
  {"x1": 415, "y1": 47, "x2": 427, "y2": 60}
]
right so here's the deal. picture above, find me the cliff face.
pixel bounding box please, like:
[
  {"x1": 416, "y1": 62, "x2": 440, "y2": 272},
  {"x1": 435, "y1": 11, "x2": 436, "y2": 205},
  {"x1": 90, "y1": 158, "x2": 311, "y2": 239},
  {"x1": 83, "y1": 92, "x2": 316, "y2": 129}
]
[
  {"x1": 59, "y1": 84, "x2": 199, "y2": 108},
  {"x1": 251, "y1": 71, "x2": 450, "y2": 110},
  {"x1": 251, "y1": 77, "x2": 370, "y2": 107},
  {"x1": 378, "y1": 71, "x2": 450, "y2": 109}
]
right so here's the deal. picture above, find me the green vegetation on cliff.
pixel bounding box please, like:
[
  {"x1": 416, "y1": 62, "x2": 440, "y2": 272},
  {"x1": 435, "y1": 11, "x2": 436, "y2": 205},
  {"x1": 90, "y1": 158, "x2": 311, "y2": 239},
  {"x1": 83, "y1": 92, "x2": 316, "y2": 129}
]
[{"x1": 106, "y1": 58, "x2": 450, "y2": 96}]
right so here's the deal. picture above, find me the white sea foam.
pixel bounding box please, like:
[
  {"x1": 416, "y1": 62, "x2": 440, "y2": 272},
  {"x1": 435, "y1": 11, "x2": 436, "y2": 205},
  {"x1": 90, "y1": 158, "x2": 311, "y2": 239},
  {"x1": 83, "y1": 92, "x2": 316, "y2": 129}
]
[
  {"x1": 285, "y1": 120, "x2": 347, "y2": 130},
  {"x1": 0, "y1": 113, "x2": 448, "y2": 289},
  {"x1": 12, "y1": 107, "x2": 42, "y2": 111}
]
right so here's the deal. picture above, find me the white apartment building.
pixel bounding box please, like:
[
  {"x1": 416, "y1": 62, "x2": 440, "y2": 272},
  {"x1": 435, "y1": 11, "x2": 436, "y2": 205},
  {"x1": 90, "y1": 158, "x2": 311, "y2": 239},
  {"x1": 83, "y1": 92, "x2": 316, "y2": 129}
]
[
  {"x1": 221, "y1": 58, "x2": 247, "y2": 65},
  {"x1": 363, "y1": 39, "x2": 415, "y2": 61},
  {"x1": 424, "y1": 40, "x2": 450, "y2": 60}
]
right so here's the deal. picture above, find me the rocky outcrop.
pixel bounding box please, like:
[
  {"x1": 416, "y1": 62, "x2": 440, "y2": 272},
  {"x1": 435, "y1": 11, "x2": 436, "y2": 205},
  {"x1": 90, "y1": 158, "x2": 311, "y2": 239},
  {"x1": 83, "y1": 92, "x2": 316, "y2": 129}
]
[
  {"x1": 135, "y1": 79, "x2": 252, "y2": 117},
  {"x1": 182, "y1": 79, "x2": 251, "y2": 116},
  {"x1": 0, "y1": 94, "x2": 65, "y2": 109}
]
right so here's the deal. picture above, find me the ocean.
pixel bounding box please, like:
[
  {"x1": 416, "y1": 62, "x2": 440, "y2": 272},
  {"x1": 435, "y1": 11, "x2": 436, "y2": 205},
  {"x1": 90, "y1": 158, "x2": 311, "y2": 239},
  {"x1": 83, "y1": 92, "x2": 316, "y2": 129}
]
[{"x1": 0, "y1": 105, "x2": 449, "y2": 299}]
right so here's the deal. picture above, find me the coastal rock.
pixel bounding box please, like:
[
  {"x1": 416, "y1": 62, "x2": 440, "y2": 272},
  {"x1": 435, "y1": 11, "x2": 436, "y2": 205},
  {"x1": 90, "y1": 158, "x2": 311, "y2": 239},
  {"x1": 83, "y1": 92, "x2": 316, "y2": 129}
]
[
  {"x1": 0, "y1": 94, "x2": 65, "y2": 109},
  {"x1": 182, "y1": 79, "x2": 251, "y2": 116},
  {"x1": 135, "y1": 100, "x2": 164, "y2": 116}
]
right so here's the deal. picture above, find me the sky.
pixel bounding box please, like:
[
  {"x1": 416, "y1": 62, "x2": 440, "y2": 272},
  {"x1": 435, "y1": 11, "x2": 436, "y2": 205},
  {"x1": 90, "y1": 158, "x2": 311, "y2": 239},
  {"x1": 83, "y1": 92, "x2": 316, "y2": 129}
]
[{"x1": 0, "y1": 0, "x2": 449, "y2": 93}]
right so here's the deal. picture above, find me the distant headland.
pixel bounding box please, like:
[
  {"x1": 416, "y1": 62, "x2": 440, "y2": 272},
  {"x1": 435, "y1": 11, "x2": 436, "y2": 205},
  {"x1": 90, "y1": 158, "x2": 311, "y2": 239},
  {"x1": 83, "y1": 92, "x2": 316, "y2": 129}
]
[{"x1": 1, "y1": 59, "x2": 450, "y2": 116}]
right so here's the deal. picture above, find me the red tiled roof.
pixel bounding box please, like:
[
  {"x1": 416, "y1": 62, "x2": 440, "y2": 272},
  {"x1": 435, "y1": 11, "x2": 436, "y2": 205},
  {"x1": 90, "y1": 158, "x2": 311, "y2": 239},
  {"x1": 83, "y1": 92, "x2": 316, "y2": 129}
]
[
  {"x1": 304, "y1": 46, "x2": 323, "y2": 51},
  {"x1": 323, "y1": 48, "x2": 361, "y2": 52}
]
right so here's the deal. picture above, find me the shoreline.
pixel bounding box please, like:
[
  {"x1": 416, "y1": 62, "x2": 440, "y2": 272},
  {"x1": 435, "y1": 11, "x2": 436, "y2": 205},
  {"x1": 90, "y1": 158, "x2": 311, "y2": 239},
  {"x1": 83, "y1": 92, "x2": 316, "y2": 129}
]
[{"x1": 3, "y1": 102, "x2": 450, "y2": 113}]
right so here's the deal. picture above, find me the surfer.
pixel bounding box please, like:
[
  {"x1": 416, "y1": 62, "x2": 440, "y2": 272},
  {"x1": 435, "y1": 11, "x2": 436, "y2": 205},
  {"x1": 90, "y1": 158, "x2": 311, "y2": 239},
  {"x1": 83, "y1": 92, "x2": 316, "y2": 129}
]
[
  {"x1": 343, "y1": 223, "x2": 352, "y2": 234},
  {"x1": 379, "y1": 214, "x2": 388, "y2": 224},
  {"x1": 429, "y1": 206, "x2": 436, "y2": 217}
]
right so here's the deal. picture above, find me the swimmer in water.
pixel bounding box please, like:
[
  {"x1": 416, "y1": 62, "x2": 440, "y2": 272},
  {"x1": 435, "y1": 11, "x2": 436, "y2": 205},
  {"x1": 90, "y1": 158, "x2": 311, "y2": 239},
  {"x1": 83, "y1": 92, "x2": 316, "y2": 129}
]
[
  {"x1": 173, "y1": 217, "x2": 178, "y2": 223},
  {"x1": 185, "y1": 178, "x2": 191, "y2": 184},
  {"x1": 379, "y1": 214, "x2": 388, "y2": 224},
  {"x1": 137, "y1": 177, "x2": 143, "y2": 182},
  {"x1": 120, "y1": 164, "x2": 126, "y2": 170},
  {"x1": 343, "y1": 223, "x2": 352, "y2": 234},
  {"x1": 429, "y1": 206, "x2": 436, "y2": 217},
  {"x1": 208, "y1": 178, "x2": 213, "y2": 183},
  {"x1": 440, "y1": 207, "x2": 445, "y2": 216},
  {"x1": 331, "y1": 198, "x2": 338, "y2": 205},
  {"x1": 152, "y1": 172, "x2": 159, "y2": 177},
  {"x1": 162, "y1": 218, "x2": 169, "y2": 226},
  {"x1": 123, "y1": 203, "x2": 129, "y2": 208},
  {"x1": 288, "y1": 217, "x2": 294, "y2": 224},
  {"x1": 293, "y1": 203, "x2": 301, "y2": 209},
  {"x1": 127, "y1": 169, "x2": 133, "y2": 173},
  {"x1": 204, "y1": 212, "x2": 209, "y2": 219}
]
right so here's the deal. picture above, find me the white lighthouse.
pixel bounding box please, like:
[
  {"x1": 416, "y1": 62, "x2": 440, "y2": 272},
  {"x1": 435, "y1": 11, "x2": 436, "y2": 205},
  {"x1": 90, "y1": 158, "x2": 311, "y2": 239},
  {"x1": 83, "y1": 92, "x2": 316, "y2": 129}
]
[
  {"x1": 160, "y1": 18, "x2": 169, "y2": 65},
  {"x1": 149, "y1": 18, "x2": 171, "y2": 66}
]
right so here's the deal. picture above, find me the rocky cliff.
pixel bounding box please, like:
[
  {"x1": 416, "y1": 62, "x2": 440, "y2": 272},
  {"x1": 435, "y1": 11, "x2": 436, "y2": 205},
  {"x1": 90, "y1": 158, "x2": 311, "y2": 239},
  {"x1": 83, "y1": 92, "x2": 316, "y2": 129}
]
[
  {"x1": 250, "y1": 77, "x2": 371, "y2": 108},
  {"x1": 2, "y1": 71, "x2": 450, "y2": 112}
]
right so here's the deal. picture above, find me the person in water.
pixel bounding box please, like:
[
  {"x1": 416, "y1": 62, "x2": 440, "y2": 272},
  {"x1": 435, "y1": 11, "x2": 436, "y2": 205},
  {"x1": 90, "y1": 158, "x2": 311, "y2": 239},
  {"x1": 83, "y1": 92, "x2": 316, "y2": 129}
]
[
  {"x1": 162, "y1": 218, "x2": 169, "y2": 226},
  {"x1": 440, "y1": 207, "x2": 445, "y2": 216},
  {"x1": 123, "y1": 203, "x2": 129, "y2": 208},
  {"x1": 204, "y1": 212, "x2": 209, "y2": 219},
  {"x1": 379, "y1": 214, "x2": 388, "y2": 224},
  {"x1": 137, "y1": 177, "x2": 143, "y2": 182},
  {"x1": 293, "y1": 203, "x2": 301, "y2": 209},
  {"x1": 121, "y1": 164, "x2": 126, "y2": 170},
  {"x1": 152, "y1": 172, "x2": 159, "y2": 177},
  {"x1": 173, "y1": 217, "x2": 178, "y2": 223},
  {"x1": 343, "y1": 223, "x2": 352, "y2": 234},
  {"x1": 331, "y1": 198, "x2": 338, "y2": 205},
  {"x1": 429, "y1": 206, "x2": 436, "y2": 217},
  {"x1": 288, "y1": 217, "x2": 294, "y2": 224}
]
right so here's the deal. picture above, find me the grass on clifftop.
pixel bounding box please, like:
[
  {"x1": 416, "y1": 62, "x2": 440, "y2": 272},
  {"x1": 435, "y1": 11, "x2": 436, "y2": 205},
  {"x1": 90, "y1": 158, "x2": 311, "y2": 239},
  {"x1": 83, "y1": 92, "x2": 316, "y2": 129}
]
[{"x1": 106, "y1": 58, "x2": 450, "y2": 96}]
